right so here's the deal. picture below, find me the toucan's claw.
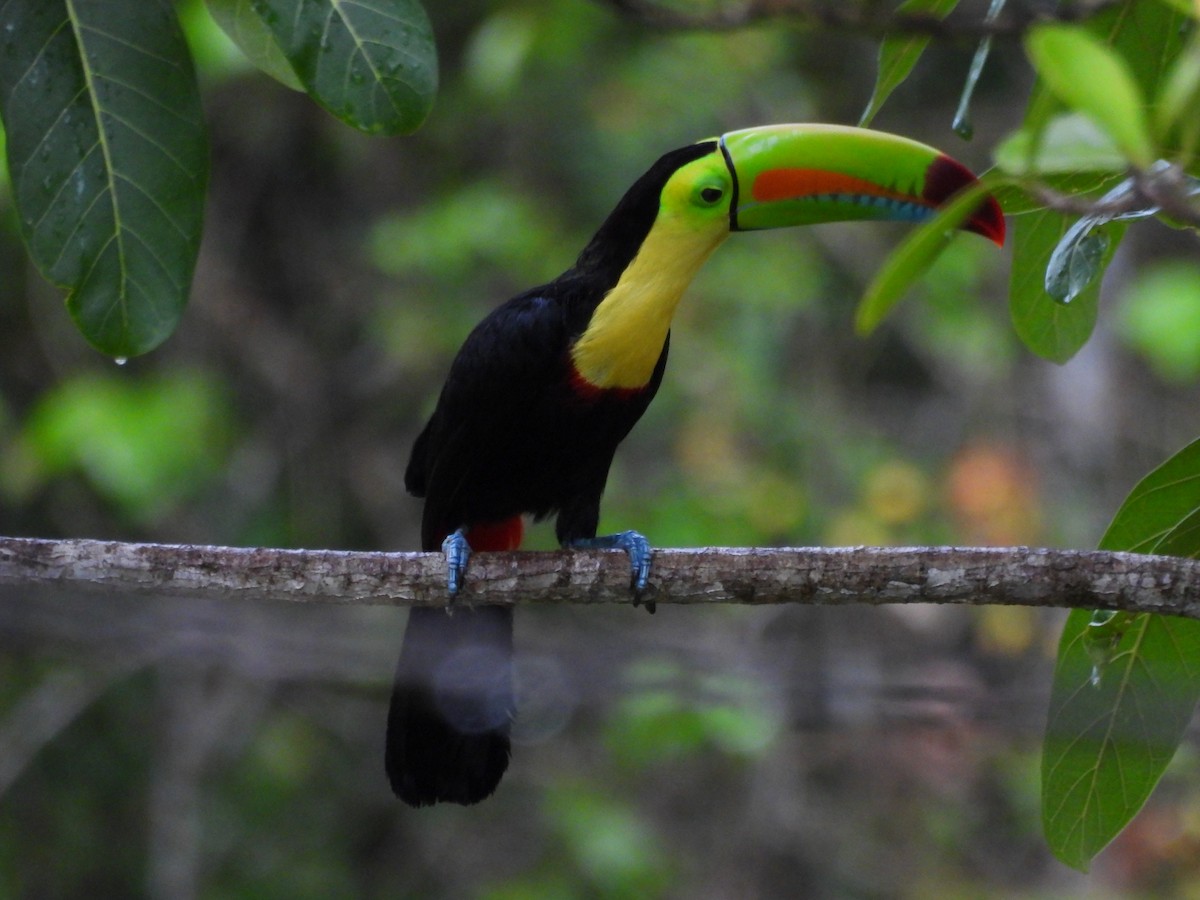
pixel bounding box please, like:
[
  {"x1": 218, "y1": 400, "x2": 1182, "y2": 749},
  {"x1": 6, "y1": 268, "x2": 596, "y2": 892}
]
[
  {"x1": 619, "y1": 530, "x2": 654, "y2": 597},
  {"x1": 441, "y1": 528, "x2": 472, "y2": 597},
  {"x1": 570, "y1": 530, "x2": 655, "y2": 613}
]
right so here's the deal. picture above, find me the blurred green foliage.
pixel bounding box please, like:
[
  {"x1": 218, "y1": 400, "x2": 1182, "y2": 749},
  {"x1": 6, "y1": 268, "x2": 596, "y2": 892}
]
[
  {"x1": 1117, "y1": 260, "x2": 1200, "y2": 383},
  {"x1": 1, "y1": 371, "x2": 232, "y2": 523},
  {"x1": 607, "y1": 659, "x2": 780, "y2": 767}
]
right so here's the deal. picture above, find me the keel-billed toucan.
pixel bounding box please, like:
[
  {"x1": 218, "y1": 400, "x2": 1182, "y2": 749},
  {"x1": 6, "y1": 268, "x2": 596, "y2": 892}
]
[{"x1": 387, "y1": 124, "x2": 1004, "y2": 807}]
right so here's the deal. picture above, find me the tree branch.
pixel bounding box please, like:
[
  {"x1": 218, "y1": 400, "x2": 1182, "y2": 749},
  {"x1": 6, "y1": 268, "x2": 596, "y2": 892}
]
[
  {"x1": 1, "y1": 536, "x2": 1198, "y2": 619},
  {"x1": 594, "y1": 0, "x2": 1124, "y2": 39}
]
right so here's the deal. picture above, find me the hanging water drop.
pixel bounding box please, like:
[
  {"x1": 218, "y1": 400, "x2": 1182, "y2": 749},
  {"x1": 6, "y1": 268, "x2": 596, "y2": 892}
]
[
  {"x1": 951, "y1": 111, "x2": 974, "y2": 141},
  {"x1": 1084, "y1": 609, "x2": 1132, "y2": 688},
  {"x1": 114, "y1": 356, "x2": 128, "y2": 366}
]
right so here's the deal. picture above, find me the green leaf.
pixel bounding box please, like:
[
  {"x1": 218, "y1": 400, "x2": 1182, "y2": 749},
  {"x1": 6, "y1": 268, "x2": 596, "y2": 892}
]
[
  {"x1": 1013, "y1": 3, "x2": 1187, "y2": 177},
  {"x1": 0, "y1": 0, "x2": 209, "y2": 358},
  {"x1": 1157, "y1": 33, "x2": 1200, "y2": 134},
  {"x1": 859, "y1": 0, "x2": 960, "y2": 127},
  {"x1": 1026, "y1": 25, "x2": 1155, "y2": 169},
  {"x1": 1101, "y1": 437, "x2": 1200, "y2": 554},
  {"x1": 246, "y1": 0, "x2": 437, "y2": 135},
  {"x1": 1084, "y1": 0, "x2": 1191, "y2": 156},
  {"x1": 1043, "y1": 438, "x2": 1200, "y2": 870},
  {"x1": 1043, "y1": 610, "x2": 1200, "y2": 871},
  {"x1": 1156, "y1": 31, "x2": 1200, "y2": 155},
  {"x1": 1095, "y1": 0, "x2": 1190, "y2": 102},
  {"x1": 994, "y1": 113, "x2": 1128, "y2": 176},
  {"x1": 1151, "y1": 0, "x2": 1198, "y2": 16},
  {"x1": 206, "y1": 0, "x2": 304, "y2": 91},
  {"x1": 1009, "y1": 212, "x2": 1124, "y2": 363},
  {"x1": 1032, "y1": 11, "x2": 1200, "y2": 865},
  {"x1": 855, "y1": 179, "x2": 1003, "y2": 335}
]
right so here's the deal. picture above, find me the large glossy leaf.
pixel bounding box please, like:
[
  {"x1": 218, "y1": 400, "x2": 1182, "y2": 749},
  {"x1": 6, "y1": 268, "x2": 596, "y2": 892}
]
[
  {"x1": 1044, "y1": 610, "x2": 1200, "y2": 871},
  {"x1": 206, "y1": 0, "x2": 304, "y2": 91},
  {"x1": 1100, "y1": 438, "x2": 1200, "y2": 554},
  {"x1": 235, "y1": 0, "x2": 437, "y2": 135},
  {"x1": 1043, "y1": 439, "x2": 1200, "y2": 871},
  {"x1": 0, "y1": 0, "x2": 208, "y2": 358},
  {"x1": 859, "y1": 0, "x2": 960, "y2": 127}
]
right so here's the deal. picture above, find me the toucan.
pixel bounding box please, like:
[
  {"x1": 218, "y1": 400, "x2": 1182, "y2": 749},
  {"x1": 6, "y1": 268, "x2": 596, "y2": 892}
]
[{"x1": 386, "y1": 123, "x2": 1005, "y2": 807}]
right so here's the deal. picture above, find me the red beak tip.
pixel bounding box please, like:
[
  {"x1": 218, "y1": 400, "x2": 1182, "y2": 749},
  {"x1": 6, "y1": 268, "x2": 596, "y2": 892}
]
[
  {"x1": 974, "y1": 197, "x2": 1006, "y2": 248},
  {"x1": 924, "y1": 154, "x2": 1005, "y2": 248}
]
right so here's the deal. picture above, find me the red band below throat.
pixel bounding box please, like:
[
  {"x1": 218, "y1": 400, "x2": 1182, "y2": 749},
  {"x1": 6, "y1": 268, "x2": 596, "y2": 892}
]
[{"x1": 568, "y1": 364, "x2": 650, "y2": 402}]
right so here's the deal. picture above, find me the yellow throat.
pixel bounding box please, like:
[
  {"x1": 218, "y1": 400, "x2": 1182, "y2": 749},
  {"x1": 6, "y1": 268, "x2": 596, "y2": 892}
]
[{"x1": 570, "y1": 195, "x2": 729, "y2": 390}]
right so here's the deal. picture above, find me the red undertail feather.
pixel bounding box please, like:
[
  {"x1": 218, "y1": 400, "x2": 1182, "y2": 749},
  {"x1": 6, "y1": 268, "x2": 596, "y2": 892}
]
[{"x1": 466, "y1": 517, "x2": 525, "y2": 551}]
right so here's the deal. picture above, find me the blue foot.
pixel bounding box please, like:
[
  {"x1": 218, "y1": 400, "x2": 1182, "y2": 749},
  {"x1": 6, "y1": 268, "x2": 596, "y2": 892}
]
[
  {"x1": 569, "y1": 530, "x2": 655, "y2": 612},
  {"x1": 441, "y1": 528, "x2": 472, "y2": 596}
]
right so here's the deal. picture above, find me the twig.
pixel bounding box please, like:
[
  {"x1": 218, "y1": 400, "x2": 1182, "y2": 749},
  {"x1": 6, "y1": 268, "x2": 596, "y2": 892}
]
[
  {"x1": 1031, "y1": 164, "x2": 1200, "y2": 230},
  {"x1": 1, "y1": 536, "x2": 1198, "y2": 619}
]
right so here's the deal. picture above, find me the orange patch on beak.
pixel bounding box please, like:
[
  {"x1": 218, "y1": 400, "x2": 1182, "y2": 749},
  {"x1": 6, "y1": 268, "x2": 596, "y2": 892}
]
[{"x1": 752, "y1": 168, "x2": 921, "y2": 205}]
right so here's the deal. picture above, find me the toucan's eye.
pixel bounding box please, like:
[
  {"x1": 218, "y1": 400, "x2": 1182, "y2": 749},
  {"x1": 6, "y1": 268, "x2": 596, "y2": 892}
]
[{"x1": 699, "y1": 186, "x2": 724, "y2": 204}]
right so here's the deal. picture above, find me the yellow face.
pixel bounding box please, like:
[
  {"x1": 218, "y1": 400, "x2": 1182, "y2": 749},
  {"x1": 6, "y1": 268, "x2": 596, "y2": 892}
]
[
  {"x1": 570, "y1": 151, "x2": 735, "y2": 391},
  {"x1": 655, "y1": 153, "x2": 735, "y2": 238}
]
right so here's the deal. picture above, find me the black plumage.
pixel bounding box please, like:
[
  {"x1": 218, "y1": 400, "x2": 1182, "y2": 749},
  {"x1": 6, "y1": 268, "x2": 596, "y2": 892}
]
[{"x1": 386, "y1": 142, "x2": 713, "y2": 806}]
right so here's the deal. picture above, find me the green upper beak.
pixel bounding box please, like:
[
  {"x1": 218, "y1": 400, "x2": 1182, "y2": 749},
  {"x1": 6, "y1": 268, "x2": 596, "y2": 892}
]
[{"x1": 718, "y1": 124, "x2": 1005, "y2": 246}]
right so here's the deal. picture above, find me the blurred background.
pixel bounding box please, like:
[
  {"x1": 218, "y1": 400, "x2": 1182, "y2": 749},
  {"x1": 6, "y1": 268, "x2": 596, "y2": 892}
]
[{"x1": 3, "y1": 0, "x2": 1200, "y2": 896}]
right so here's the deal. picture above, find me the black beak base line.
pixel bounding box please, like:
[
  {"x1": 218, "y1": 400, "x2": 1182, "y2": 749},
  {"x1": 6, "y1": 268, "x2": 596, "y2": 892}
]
[{"x1": 718, "y1": 135, "x2": 740, "y2": 232}]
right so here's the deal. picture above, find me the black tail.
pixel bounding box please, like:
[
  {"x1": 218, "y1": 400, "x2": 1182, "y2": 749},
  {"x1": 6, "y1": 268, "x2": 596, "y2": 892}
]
[{"x1": 386, "y1": 605, "x2": 514, "y2": 806}]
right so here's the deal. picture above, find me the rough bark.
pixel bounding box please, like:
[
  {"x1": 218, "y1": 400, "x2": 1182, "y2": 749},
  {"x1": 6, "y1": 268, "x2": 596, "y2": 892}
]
[{"x1": 1, "y1": 536, "x2": 1198, "y2": 618}]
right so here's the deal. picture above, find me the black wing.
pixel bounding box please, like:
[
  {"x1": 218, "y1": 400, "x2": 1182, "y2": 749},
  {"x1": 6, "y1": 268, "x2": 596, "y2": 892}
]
[{"x1": 405, "y1": 288, "x2": 574, "y2": 548}]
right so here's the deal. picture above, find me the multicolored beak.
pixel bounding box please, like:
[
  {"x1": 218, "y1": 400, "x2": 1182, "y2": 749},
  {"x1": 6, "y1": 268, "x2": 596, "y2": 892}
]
[{"x1": 719, "y1": 124, "x2": 1005, "y2": 246}]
